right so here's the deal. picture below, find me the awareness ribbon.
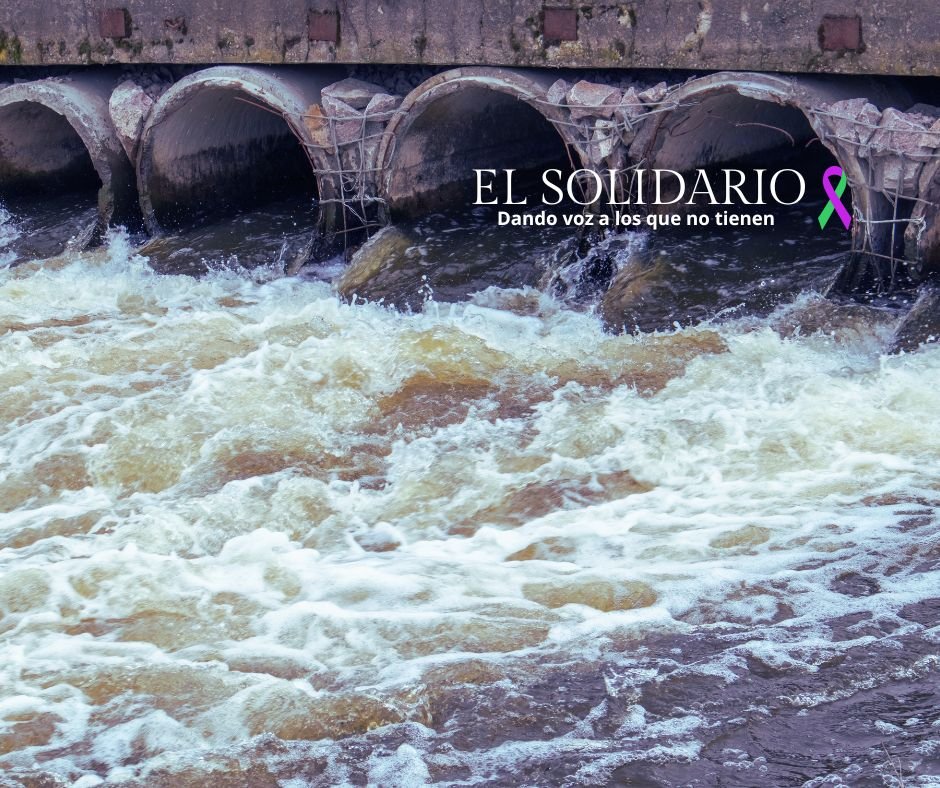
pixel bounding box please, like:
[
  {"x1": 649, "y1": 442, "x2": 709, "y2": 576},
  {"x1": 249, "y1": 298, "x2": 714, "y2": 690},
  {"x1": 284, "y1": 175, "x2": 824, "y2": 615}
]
[{"x1": 818, "y1": 165, "x2": 851, "y2": 230}]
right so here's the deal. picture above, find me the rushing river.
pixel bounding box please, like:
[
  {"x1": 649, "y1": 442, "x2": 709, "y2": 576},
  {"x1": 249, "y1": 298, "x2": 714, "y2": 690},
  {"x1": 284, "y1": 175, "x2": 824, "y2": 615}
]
[{"x1": 1, "y1": 203, "x2": 939, "y2": 787}]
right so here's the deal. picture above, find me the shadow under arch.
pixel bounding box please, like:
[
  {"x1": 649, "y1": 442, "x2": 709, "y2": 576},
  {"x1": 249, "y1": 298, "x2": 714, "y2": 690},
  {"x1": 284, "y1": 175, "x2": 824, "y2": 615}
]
[
  {"x1": 630, "y1": 72, "x2": 914, "y2": 293},
  {"x1": 377, "y1": 67, "x2": 591, "y2": 221},
  {"x1": 137, "y1": 66, "x2": 344, "y2": 264},
  {"x1": 0, "y1": 74, "x2": 137, "y2": 256}
]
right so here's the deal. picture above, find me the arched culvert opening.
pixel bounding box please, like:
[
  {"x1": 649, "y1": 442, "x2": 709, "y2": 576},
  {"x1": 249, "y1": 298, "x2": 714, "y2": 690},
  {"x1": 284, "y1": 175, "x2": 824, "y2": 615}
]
[
  {"x1": 137, "y1": 66, "x2": 342, "y2": 272},
  {"x1": 606, "y1": 73, "x2": 903, "y2": 329},
  {"x1": 0, "y1": 76, "x2": 136, "y2": 261},
  {"x1": 379, "y1": 69, "x2": 583, "y2": 220},
  {"x1": 0, "y1": 103, "x2": 98, "y2": 193},
  {"x1": 632, "y1": 74, "x2": 860, "y2": 214},
  {"x1": 348, "y1": 68, "x2": 589, "y2": 307}
]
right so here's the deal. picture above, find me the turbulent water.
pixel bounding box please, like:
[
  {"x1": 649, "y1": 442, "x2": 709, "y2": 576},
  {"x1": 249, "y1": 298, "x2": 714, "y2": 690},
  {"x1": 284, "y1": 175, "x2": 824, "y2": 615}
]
[{"x1": 1, "y1": 212, "x2": 939, "y2": 787}]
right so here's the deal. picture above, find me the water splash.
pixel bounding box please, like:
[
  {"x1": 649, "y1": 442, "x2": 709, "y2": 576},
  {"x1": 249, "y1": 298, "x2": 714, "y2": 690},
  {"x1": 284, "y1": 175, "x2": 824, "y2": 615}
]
[{"x1": 0, "y1": 229, "x2": 937, "y2": 785}]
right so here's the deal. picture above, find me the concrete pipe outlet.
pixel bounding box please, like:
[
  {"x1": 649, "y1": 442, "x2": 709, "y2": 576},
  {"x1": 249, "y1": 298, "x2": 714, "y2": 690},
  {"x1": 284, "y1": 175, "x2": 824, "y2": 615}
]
[
  {"x1": 378, "y1": 67, "x2": 588, "y2": 220},
  {"x1": 136, "y1": 66, "x2": 343, "y2": 266},
  {"x1": 630, "y1": 72, "x2": 918, "y2": 292},
  {"x1": 0, "y1": 73, "x2": 137, "y2": 258}
]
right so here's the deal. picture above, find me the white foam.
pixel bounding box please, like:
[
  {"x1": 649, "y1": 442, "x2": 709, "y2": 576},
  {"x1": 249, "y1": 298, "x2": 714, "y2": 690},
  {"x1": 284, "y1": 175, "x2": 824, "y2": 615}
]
[{"x1": 0, "y1": 232, "x2": 938, "y2": 779}]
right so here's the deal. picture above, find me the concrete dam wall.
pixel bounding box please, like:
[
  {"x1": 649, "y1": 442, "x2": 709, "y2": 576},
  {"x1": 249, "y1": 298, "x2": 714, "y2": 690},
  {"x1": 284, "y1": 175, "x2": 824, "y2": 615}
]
[
  {"x1": 0, "y1": 63, "x2": 937, "y2": 293},
  {"x1": 0, "y1": 1, "x2": 937, "y2": 296}
]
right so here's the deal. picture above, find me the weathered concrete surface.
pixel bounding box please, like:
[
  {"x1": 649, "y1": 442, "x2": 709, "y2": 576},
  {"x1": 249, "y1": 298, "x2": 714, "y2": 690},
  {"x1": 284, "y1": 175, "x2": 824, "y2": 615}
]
[
  {"x1": 108, "y1": 78, "x2": 168, "y2": 162},
  {"x1": 0, "y1": 1, "x2": 937, "y2": 76},
  {"x1": 0, "y1": 73, "x2": 138, "y2": 244},
  {"x1": 906, "y1": 160, "x2": 940, "y2": 279}
]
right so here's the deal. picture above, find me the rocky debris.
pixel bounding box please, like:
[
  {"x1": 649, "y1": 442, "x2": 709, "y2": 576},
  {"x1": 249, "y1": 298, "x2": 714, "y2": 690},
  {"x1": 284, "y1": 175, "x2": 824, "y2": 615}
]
[
  {"x1": 817, "y1": 98, "x2": 881, "y2": 147},
  {"x1": 590, "y1": 118, "x2": 618, "y2": 162},
  {"x1": 615, "y1": 86, "x2": 648, "y2": 140},
  {"x1": 364, "y1": 92, "x2": 402, "y2": 118},
  {"x1": 817, "y1": 99, "x2": 940, "y2": 196},
  {"x1": 317, "y1": 89, "x2": 403, "y2": 147},
  {"x1": 566, "y1": 80, "x2": 622, "y2": 120},
  {"x1": 318, "y1": 94, "x2": 367, "y2": 146},
  {"x1": 890, "y1": 285, "x2": 940, "y2": 353},
  {"x1": 321, "y1": 77, "x2": 384, "y2": 109},
  {"x1": 547, "y1": 79, "x2": 660, "y2": 149},
  {"x1": 309, "y1": 87, "x2": 402, "y2": 187},
  {"x1": 637, "y1": 81, "x2": 668, "y2": 105},
  {"x1": 108, "y1": 79, "x2": 155, "y2": 161},
  {"x1": 617, "y1": 87, "x2": 646, "y2": 117},
  {"x1": 546, "y1": 78, "x2": 569, "y2": 106},
  {"x1": 320, "y1": 93, "x2": 360, "y2": 121}
]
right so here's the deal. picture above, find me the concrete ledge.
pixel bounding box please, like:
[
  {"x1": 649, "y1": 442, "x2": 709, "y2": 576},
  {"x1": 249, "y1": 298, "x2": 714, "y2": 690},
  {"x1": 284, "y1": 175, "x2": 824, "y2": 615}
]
[{"x1": 0, "y1": 1, "x2": 937, "y2": 76}]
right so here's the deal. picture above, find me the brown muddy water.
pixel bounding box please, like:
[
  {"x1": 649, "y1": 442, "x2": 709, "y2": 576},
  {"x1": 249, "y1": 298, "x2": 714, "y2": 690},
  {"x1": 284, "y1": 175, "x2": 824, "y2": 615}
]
[{"x1": 0, "y1": 198, "x2": 939, "y2": 787}]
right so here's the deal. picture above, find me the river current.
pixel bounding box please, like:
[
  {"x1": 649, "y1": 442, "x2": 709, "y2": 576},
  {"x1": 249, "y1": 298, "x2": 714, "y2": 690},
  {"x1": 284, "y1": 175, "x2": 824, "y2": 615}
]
[{"x1": 0, "y1": 204, "x2": 939, "y2": 786}]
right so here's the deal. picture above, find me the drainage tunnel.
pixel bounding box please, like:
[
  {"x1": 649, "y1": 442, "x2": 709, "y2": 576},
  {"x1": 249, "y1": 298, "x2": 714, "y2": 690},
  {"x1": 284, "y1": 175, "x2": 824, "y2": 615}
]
[
  {"x1": 0, "y1": 75, "x2": 136, "y2": 258},
  {"x1": 0, "y1": 102, "x2": 98, "y2": 195},
  {"x1": 380, "y1": 68, "x2": 583, "y2": 220},
  {"x1": 602, "y1": 73, "x2": 877, "y2": 330},
  {"x1": 137, "y1": 67, "x2": 340, "y2": 239},
  {"x1": 635, "y1": 75, "x2": 851, "y2": 217},
  {"x1": 630, "y1": 73, "x2": 925, "y2": 294}
]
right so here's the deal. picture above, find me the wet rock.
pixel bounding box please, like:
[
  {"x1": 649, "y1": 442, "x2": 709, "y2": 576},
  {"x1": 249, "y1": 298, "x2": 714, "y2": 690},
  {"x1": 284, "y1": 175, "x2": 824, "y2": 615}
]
[
  {"x1": 336, "y1": 224, "x2": 417, "y2": 299},
  {"x1": 108, "y1": 79, "x2": 154, "y2": 161},
  {"x1": 830, "y1": 571, "x2": 881, "y2": 597},
  {"x1": 599, "y1": 254, "x2": 672, "y2": 330},
  {"x1": 542, "y1": 226, "x2": 620, "y2": 301},
  {"x1": 321, "y1": 77, "x2": 384, "y2": 110},
  {"x1": 566, "y1": 80, "x2": 622, "y2": 120},
  {"x1": 770, "y1": 296, "x2": 897, "y2": 343},
  {"x1": 710, "y1": 525, "x2": 771, "y2": 550},
  {"x1": 506, "y1": 537, "x2": 579, "y2": 562},
  {"x1": 890, "y1": 284, "x2": 940, "y2": 353}
]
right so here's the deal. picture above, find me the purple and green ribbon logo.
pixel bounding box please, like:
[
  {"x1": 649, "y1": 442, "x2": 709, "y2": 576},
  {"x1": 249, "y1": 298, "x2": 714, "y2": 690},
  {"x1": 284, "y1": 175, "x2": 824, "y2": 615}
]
[{"x1": 818, "y1": 165, "x2": 851, "y2": 230}]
